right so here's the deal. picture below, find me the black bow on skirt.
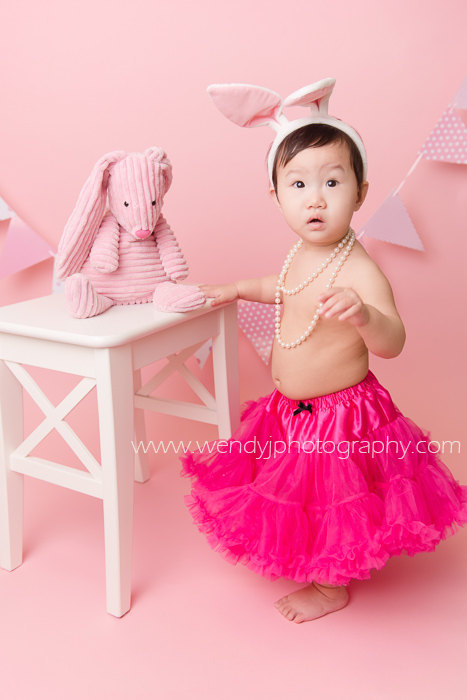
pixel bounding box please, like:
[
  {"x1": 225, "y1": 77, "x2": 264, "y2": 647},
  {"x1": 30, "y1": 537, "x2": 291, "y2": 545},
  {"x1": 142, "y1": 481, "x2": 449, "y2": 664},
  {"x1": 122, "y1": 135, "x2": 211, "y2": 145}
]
[{"x1": 293, "y1": 400, "x2": 313, "y2": 417}]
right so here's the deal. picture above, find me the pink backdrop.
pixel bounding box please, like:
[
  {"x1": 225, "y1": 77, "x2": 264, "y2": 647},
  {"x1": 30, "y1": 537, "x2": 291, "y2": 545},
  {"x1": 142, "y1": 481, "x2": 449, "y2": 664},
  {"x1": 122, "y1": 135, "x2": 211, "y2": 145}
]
[{"x1": 1, "y1": 1, "x2": 466, "y2": 698}]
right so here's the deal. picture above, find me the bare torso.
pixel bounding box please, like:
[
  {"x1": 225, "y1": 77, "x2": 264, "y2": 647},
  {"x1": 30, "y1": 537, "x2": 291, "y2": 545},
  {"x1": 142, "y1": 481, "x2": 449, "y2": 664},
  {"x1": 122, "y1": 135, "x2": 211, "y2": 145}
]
[{"x1": 271, "y1": 240, "x2": 370, "y2": 399}]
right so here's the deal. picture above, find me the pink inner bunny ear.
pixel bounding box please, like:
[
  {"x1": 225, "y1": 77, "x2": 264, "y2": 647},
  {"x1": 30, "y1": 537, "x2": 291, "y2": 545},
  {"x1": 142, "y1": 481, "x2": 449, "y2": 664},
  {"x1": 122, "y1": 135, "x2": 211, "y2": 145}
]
[
  {"x1": 207, "y1": 83, "x2": 283, "y2": 128},
  {"x1": 283, "y1": 78, "x2": 336, "y2": 115}
]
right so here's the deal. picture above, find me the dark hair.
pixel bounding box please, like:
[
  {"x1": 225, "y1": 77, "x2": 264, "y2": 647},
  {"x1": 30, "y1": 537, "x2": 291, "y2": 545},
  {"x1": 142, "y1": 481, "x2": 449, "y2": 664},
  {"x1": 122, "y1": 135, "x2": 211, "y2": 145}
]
[{"x1": 270, "y1": 123, "x2": 364, "y2": 193}]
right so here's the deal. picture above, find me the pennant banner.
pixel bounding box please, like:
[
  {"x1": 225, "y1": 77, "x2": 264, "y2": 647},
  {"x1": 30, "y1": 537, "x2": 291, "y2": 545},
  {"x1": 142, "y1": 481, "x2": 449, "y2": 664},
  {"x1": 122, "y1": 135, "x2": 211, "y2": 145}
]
[
  {"x1": 359, "y1": 192, "x2": 424, "y2": 251},
  {"x1": 0, "y1": 197, "x2": 15, "y2": 222},
  {"x1": 237, "y1": 299, "x2": 276, "y2": 365},
  {"x1": 419, "y1": 105, "x2": 467, "y2": 165},
  {"x1": 194, "y1": 338, "x2": 213, "y2": 369},
  {"x1": 0, "y1": 215, "x2": 54, "y2": 279},
  {"x1": 453, "y1": 76, "x2": 467, "y2": 110}
]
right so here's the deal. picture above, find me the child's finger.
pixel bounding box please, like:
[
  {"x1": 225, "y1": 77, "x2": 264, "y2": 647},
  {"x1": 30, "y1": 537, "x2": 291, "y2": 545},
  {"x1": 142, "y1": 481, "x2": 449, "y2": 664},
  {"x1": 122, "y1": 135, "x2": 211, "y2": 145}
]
[
  {"x1": 322, "y1": 299, "x2": 350, "y2": 318},
  {"x1": 337, "y1": 303, "x2": 361, "y2": 321},
  {"x1": 202, "y1": 288, "x2": 221, "y2": 299},
  {"x1": 318, "y1": 287, "x2": 344, "y2": 303},
  {"x1": 318, "y1": 294, "x2": 344, "y2": 315}
]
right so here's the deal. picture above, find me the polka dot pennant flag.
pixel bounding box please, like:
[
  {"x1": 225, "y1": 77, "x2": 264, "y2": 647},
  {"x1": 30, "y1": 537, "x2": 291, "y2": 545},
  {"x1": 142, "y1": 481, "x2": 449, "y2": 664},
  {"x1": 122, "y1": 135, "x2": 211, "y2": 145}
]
[
  {"x1": 419, "y1": 106, "x2": 467, "y2": 165},
  {"x1": 237, "y1": 299, "x2": 276, "y2": 365}
]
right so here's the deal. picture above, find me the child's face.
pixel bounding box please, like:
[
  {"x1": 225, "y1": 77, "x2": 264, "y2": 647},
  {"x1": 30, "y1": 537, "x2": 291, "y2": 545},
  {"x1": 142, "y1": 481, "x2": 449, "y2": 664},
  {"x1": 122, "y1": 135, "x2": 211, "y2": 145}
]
[{"x1": 270, "y1": 141, "x2": 368, "y2": 249}]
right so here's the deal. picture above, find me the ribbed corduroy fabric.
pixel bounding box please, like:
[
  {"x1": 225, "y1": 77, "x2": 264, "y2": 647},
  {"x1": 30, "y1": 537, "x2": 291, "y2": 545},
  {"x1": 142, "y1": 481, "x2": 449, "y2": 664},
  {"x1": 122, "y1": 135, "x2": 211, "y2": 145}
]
[{"x1": 56, "y1": 148, "x2": 205, "y2": 318}]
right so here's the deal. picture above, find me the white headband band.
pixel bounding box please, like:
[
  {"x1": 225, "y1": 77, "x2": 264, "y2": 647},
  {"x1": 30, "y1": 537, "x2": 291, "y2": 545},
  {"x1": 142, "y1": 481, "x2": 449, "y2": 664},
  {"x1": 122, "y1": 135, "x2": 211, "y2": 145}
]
[{"x1": 207, "y1": 78, "x2": 368, "y2": 185}]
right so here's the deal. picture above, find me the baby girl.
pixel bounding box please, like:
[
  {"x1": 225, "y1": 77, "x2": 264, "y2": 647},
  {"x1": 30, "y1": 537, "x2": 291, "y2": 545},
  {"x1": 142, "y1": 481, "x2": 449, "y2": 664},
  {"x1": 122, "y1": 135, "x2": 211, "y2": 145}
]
[{"x1": 180, "y1": 80, "x2": 467, "y2": 624}]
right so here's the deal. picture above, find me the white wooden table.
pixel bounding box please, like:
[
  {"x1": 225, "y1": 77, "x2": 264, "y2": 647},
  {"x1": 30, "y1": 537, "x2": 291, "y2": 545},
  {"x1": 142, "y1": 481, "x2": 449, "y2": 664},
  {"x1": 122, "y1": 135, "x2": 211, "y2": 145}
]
[{"x1": 0, "y1": 294, "x2": 239, "y2": 617}]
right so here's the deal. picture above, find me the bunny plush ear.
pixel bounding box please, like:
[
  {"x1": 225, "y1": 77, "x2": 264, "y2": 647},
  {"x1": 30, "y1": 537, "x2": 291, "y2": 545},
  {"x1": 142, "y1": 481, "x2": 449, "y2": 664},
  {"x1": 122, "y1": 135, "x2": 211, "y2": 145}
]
[
  {"x1": 283, "y1": 78, "x2": 336, "y2": 115},
  {"x1": 207, "y1": 83, "x2": 284, "y2": 130},
  {"x1": 145, "y1": 146, "x2": 173, "y2": 196},
  {"x1": 56, "y1": 150, "x2": 126, "y2": 279}
]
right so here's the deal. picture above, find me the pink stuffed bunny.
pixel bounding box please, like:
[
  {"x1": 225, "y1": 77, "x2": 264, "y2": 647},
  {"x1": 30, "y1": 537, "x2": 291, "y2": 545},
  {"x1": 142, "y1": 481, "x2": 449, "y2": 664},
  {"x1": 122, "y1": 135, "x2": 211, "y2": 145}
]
[{"x1": 55, "y1": 147, "x2": 205, "y2": 318}]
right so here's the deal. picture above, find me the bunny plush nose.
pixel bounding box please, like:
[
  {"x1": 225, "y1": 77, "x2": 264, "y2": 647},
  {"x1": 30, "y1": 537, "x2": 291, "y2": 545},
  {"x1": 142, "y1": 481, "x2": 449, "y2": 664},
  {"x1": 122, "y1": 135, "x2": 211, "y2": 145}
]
[{"x1": 134, "y1": 229, "x2": 151, "y2": 240}]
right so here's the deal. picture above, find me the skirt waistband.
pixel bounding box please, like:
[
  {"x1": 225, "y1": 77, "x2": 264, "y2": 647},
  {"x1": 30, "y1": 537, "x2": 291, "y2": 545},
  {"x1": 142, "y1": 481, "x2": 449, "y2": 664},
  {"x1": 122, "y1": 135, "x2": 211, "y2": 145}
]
[{"x1": 278, "y1": 370, "x2": 380, "y2": 412}]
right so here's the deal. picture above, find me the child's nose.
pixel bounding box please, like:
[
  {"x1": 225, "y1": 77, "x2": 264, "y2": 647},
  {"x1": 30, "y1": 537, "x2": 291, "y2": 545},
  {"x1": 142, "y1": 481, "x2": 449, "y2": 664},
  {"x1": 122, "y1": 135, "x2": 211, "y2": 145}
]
[{"x1": 307, "y1": 190, "x2": 325, "y2": 208}]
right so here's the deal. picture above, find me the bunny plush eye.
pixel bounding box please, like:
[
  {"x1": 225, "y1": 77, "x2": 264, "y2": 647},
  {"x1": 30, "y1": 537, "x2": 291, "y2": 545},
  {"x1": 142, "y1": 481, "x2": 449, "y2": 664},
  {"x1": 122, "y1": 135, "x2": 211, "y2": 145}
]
[
  {"x1": 152, "y1": 200, "x2": 156, "y2": 206},
  {"x1": 124, "y1": 201, "x2": 129, "y2": 207}
]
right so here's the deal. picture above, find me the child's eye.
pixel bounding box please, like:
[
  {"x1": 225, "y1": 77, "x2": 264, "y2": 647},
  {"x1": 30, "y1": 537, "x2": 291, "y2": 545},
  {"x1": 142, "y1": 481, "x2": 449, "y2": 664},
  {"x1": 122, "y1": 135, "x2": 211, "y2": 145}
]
[
  {"x1": 326, "y1": 180, "x2": 338, "y2": 188},
  {"x1": 124, "y1": 201, "x2": 129, "y2": 207},
  {"x1": 292, "y1": 181, "x2": 305, "y2": 188}
]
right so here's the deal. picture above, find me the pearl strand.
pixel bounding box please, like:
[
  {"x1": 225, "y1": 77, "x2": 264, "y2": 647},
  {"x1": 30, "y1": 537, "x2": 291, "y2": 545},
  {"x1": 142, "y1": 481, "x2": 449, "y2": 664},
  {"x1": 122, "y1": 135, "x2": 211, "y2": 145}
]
[
  {"x1": 274, "y1": 229, "x2": 355, "y2": 349},
  {"x1": 279, "y1": 228, "x2": 353, "y2": 296}
]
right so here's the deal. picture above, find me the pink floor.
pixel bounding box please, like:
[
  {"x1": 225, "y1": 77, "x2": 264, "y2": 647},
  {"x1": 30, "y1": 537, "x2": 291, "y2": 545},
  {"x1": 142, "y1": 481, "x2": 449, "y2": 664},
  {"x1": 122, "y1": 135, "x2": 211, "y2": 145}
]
[{"x1": 1, "y1": 453, "x2": 466, "y2": 700}]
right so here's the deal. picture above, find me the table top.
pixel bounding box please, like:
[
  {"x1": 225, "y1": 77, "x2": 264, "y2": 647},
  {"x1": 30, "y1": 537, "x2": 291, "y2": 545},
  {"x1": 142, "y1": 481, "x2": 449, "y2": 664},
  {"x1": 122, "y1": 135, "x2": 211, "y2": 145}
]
[{"x1": 0, "y1": 293, "x2": 233, "y2": 348}]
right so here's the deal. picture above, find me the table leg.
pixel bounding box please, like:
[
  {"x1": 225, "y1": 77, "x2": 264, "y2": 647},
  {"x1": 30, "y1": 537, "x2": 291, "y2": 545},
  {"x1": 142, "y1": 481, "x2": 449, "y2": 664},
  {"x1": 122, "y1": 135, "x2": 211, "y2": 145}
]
[
  {"x1": 0, "y1": 359, "x2": 24, "y2": 571},
  {"x1": 212, "y1": 303, "x2": 240, "y2": 439},
  {"x1": 95, "y1": 346, "x2": 135, "y2": 617},
  {"x1": 133, "y1": 369, "x2": 150, "y2": 483}
]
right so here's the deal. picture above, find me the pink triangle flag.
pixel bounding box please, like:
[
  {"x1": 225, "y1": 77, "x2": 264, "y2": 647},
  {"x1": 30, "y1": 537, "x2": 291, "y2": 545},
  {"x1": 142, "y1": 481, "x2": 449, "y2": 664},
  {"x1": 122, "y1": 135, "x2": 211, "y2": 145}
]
[
  {"x1": 0, "y1": 216, "x2": 54, "y2": 278},
  {"x1": 237, "y1": 299, "x2": 276, "y2": 365},
  {"x1": 453, "y1": 75, "x2": 467, "y2": 110},
  {"x1": 419, "y1": 106, "x2": 467, "y2": 165},
  {"x1": 359, "y1": 192, "x2": 424, "y2": 251}
]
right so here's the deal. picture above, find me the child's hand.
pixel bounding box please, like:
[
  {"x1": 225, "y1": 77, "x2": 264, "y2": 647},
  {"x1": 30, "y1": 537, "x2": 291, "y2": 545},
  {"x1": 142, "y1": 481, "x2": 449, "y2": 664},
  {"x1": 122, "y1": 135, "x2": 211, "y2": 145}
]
[
  {"x1": 317, "y1": 287, "x2": 370, "y2": 326},
  {"x1": 199, "y1": 283, "x2": 239, "y2": 307}
]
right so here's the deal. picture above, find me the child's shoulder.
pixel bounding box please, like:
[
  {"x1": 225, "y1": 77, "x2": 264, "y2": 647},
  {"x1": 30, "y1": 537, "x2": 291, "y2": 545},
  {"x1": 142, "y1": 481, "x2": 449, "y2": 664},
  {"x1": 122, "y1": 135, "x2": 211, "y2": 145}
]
[
  {"x1": 350, "y1": 240, "x2": 387, "y2": 279},
  {"x1": 349, "y1": 240, "x2": 396, "y2": 301}
]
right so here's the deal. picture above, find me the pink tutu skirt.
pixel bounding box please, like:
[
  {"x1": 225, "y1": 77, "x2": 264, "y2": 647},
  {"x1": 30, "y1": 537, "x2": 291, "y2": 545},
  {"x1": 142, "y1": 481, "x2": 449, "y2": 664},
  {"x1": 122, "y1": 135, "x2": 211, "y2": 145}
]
[{"x1": 180, "y1": 370, "x2": 467, "y2": 586}]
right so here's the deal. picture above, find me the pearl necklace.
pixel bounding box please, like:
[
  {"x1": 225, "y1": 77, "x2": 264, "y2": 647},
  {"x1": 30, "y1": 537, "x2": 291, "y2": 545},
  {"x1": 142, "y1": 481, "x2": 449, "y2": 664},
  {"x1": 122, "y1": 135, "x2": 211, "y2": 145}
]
[{"x1": 274, "y1": 228, "x2": 355, "y2": 349}]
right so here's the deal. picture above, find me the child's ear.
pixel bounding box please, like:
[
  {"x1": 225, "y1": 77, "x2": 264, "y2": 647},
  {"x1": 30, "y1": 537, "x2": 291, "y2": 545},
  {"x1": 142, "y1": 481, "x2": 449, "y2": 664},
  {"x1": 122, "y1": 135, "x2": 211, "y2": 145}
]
[
  {"x1": 270, "y1": 186, "x2": 281, "y2": 210},
  {"x1": 355, "y1": 181, "x2": 369, "y2": 211}
]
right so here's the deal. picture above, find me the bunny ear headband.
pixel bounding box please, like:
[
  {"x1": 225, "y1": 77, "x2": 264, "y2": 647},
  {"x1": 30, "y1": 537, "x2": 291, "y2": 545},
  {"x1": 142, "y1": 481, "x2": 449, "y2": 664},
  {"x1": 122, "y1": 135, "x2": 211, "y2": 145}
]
[{"x1": 207, "y1": 78, "x2": 367, "y2": 184}]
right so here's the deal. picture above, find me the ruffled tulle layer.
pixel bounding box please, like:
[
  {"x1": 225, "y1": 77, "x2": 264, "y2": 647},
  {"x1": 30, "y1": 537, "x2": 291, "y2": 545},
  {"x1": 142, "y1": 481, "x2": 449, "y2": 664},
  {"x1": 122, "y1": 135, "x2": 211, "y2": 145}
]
[{"x1": 180, "y1": 373, "x2": 467, "y2": 586}]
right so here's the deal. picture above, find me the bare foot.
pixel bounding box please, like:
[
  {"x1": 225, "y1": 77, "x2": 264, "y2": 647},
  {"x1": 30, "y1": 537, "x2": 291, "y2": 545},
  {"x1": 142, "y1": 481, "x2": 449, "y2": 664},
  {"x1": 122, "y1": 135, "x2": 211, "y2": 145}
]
[{"x1": 274, "y1": 582, "x2": 350, "y2": 623}]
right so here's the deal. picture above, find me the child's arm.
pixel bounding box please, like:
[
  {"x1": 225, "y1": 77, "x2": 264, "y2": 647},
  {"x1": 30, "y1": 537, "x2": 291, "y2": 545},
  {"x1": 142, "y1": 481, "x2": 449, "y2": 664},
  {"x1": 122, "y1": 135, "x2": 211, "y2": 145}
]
[
  {"x1": 200, "y1": 275, "x2": 279, "y2": 306},
  {"x1": 318, "y1": 262, "x2": 406, "y2": 359}
]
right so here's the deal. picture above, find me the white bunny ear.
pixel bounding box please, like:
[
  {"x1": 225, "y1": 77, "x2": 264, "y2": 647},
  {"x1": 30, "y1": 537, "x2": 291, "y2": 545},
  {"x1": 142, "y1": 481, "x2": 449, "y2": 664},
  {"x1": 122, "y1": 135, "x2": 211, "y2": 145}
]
[
  {"x1": 207, "y1": 83, "x2": 284, "y2": 129},
  {"x1": 284, "y1": 78, "x2": 336, "y2": 115}
]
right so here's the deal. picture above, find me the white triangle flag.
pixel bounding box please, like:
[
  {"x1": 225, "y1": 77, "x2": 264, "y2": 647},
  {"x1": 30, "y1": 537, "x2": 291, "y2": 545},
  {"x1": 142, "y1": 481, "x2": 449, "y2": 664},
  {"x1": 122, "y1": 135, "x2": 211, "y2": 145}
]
[
  {"x1": 0, "y1": 197, "x2": 15, "y2": 222},
  {"x1": 194, "y1": 339, "x2": 213, "y2": 369},
  {"x1": 0, "y1": 216, "x2": 54, "y2": 278},
  {"x1": 359, "y1": 192, "x2": 424, "y2": 251}
]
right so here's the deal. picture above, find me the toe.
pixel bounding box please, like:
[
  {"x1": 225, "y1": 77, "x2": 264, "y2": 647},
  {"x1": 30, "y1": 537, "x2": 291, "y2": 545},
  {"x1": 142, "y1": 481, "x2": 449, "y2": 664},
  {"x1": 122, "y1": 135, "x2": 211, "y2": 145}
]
[
  {"x1": 275, "y1": 595, "x2": 289, "y2": 606},
  {"x1": 278, "y1": 605, "x2": 292, "y2": 619}
]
